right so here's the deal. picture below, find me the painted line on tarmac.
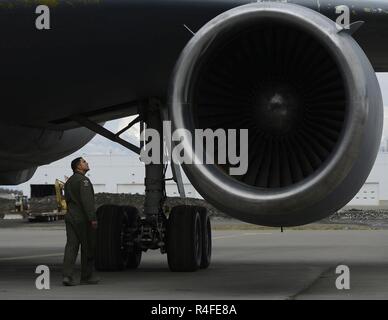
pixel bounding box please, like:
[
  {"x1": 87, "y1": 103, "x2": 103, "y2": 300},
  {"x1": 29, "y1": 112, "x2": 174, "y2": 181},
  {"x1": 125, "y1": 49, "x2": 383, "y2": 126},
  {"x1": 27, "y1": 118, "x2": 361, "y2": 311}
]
[
  {"x1": 213, "y1": 235, "x2": 241, "y2": 240},
  {"x1": 243, "y1": 232, "x2": 272, "y2": 236},
  {"x1": 0, "y1": 253, "x2": 63, "y2": 261},
  {"x1": 213, "y1": 233, "x2": 272, "y2": 240},
  {"x1": 0, "y1": 234, "x2": 274, "y2": 260}
]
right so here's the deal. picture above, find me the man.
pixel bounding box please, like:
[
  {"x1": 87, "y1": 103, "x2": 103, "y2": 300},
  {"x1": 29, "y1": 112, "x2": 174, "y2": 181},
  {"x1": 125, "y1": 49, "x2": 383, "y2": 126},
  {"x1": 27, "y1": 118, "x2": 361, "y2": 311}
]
[{"x1": 62, "y1": 157, "x2": 100, "y2": 286}]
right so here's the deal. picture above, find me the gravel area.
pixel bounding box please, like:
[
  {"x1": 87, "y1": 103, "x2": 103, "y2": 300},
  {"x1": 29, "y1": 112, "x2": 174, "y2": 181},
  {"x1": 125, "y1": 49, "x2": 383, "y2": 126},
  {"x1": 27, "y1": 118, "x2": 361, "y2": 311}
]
[{"x1": 1, "y1": 194, "x2": 388, "y2": 229}]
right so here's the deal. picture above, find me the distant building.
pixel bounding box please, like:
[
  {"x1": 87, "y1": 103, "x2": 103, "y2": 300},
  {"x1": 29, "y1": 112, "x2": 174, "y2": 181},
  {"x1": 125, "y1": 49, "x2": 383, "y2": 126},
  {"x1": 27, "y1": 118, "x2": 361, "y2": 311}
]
[
  {"x1": 3, "y1": 151, "x2": 388, "y2": 209},
  {"x1": 379, "y1": 138, "x2": 387, "y2": 152},
  {"x1": 348, "y1": 151, "x2": 388, "y2": 208},
  {"x1": 0, "y1": 193, "x2": 16, "y2": 200},
  {"x1": 12, "y1": 154, "x2": 200, "y2": 199},
  {"x1": 0, "y1": 187, "x2": 20, "y2": 200}
]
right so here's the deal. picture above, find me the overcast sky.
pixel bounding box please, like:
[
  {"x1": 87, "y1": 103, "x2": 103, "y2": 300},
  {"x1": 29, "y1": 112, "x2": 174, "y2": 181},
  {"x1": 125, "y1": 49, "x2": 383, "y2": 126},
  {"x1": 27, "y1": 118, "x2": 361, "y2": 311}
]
[
  {"x1": 79, "y1": 116, "x2": 140, "y2": 156},
  {"x1": 78, "y1": 73, "x2": 388, "y2": 156}
]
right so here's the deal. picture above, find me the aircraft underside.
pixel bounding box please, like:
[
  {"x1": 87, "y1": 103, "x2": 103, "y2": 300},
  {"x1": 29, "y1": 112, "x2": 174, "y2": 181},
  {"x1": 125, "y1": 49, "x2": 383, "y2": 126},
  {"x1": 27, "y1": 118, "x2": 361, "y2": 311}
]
[{"x1": 0, "y1": 0, "x2": 387, "y2": 271}]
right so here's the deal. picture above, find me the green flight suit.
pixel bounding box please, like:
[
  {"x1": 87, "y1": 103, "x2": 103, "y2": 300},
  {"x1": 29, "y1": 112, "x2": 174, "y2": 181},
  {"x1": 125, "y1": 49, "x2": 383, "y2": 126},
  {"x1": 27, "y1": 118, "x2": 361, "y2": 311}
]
[{"x1": 63, "y1": 172, "x2": 97, "y2": 280}]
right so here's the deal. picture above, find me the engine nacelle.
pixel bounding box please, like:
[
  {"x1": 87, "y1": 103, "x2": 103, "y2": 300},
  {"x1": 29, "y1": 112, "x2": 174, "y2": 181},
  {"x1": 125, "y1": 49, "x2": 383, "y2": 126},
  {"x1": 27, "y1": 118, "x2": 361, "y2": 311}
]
[
  {"x1": 0, "y1": 125, "x2": 96, "y2": 185},
  {"x1": 169, "y1": 3, "x2": 383, "y2": 227}
]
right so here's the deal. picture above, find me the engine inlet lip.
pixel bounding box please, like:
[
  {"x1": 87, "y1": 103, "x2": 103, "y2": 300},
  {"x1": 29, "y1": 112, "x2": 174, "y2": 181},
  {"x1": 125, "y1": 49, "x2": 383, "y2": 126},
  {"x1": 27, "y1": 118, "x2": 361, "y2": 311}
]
[{"x1": 169, "y1": 2, "x2": 367, "y2": 215}]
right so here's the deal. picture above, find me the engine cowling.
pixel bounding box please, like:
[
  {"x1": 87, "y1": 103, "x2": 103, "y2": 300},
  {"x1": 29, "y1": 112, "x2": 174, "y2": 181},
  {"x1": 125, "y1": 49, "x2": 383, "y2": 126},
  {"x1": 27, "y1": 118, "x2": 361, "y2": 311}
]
[
  {"x1": 169, "y1": 3, "x2": 384, "y2": 227},
  {"x1": 0, "y1": 125, "x2": 96, "y2": 185}
]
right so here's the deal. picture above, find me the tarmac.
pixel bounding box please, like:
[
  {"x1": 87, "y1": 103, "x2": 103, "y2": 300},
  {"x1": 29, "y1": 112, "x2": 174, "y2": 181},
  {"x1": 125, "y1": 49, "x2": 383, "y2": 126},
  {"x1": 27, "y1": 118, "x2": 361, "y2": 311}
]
[{"x1": 0, "y1": 219, "x2": 387, "y2": 300}]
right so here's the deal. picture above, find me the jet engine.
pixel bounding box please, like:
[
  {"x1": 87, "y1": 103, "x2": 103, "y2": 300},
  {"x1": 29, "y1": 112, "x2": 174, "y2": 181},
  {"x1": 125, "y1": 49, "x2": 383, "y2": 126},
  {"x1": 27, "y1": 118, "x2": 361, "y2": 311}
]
[
  {"x1": 169, "y1": 3, "x2": 384, "y2": 227},
  {"x1": 0, "y1": 125, "x2": 96, "y2": 185}
]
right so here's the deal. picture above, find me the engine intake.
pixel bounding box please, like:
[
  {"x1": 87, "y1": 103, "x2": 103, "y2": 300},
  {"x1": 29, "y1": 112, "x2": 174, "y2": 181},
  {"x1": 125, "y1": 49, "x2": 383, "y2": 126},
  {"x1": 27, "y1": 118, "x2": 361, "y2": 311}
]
[{"x1": 169, "y1": 3, "x2": 383, "y2": 226}]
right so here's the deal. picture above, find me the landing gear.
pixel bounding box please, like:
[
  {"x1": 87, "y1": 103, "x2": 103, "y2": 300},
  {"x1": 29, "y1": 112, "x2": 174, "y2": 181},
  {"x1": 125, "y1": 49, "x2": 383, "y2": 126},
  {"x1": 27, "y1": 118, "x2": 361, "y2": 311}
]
[
  {"x1": 74, "y1": 100, "x2": 212, "y2": 272},
  {"x1": 166, "y1": 205, "x2": 212, "y2": 272},
  {"x1": 167, "y1": 205, "x2": 203, "y2": 272},
  {"x1": 122, "y1": 206, "x2": 142, "y2": 269},
  {"x1": 95, "y1": 204, "x2": 212, "y2": 273},
  {"x1": 95, "y1": 204, "x2": 142, "y2": 271},
  {"x1": 197, "y1": 207, "x2": 212, "y2": 269}
]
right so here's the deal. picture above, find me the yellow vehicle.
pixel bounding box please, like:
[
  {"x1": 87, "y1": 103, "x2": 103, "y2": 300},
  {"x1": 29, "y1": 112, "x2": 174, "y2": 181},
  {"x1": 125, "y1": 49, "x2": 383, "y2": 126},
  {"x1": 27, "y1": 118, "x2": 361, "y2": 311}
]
[
  {"x1": 28, "y1": 179, "x2": 67, "y2": 222},
  {"x1": 55, "y1": 179, "x2": 67, "y2": 213}
]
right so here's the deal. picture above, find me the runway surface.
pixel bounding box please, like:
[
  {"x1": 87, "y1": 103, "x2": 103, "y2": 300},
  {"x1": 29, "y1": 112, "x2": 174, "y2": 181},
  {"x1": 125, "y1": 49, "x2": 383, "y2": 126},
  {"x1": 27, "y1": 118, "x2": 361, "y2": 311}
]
[{"x1": 0, "y1": 221, "x2": 387, "y2": 300}]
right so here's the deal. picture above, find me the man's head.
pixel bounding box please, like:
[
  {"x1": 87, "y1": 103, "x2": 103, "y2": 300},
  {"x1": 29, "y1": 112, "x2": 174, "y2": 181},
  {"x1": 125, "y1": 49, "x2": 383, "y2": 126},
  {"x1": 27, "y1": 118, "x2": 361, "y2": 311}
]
[{"x1": 71, "y1": 157, "x2": 90, "y2": 174}]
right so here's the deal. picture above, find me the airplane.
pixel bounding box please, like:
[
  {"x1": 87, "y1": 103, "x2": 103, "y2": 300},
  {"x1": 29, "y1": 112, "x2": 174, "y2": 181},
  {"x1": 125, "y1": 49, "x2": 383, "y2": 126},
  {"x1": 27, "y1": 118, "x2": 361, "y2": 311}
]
[{"x1": 0, "y1": 0, "x2": 387, "y2": 272}]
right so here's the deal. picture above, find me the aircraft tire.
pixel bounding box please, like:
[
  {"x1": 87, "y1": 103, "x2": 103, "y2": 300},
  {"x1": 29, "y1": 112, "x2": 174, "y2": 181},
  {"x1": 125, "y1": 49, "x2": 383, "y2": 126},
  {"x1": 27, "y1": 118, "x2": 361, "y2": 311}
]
[
  {"x1": 95, "y1": 204, "x2": 132, "y2": 271},
  {"x1": 196, "y1": 206, "x2": 212, "y2": 269},
  {"x1": 167, "y1": 205, "x2": 202, "y2": 272},
  {"x1": 122, "y1": 205, "x2": 142, "y2": 269}
]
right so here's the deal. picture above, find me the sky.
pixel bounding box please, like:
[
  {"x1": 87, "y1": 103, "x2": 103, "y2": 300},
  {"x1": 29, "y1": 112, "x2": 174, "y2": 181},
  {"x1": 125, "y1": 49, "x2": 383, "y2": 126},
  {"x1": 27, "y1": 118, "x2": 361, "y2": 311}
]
[
  {"x1": 79, "y1": 73, "x2": 388, "y2": 156},
  {"x1": 78, "y1": 116, "x2": 140, "y2": 156}
]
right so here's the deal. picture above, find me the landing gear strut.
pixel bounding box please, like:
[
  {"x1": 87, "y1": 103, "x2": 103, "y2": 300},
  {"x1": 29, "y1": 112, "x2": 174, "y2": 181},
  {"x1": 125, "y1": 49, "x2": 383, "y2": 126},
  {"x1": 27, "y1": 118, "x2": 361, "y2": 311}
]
[{"x1": 73, "y1": 100, "x2": 212, "y2": 272}]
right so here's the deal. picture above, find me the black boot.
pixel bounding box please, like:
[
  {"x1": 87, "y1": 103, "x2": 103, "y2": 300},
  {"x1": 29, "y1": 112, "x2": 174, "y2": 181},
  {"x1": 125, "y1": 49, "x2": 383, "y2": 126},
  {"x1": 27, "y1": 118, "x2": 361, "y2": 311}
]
[
  {"x1": 80, "y1": 275, "x2": 100, "y2": 285},
  {"x1": 63, "y1": 276, "x2": 77, "y2": 286}
]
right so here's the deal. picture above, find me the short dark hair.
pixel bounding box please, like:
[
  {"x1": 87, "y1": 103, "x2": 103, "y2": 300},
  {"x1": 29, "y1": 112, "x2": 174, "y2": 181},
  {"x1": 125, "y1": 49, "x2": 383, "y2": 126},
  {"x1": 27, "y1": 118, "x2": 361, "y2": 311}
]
[{"x1": 71, "y1": 157, "x2": 83, "y2": 172}]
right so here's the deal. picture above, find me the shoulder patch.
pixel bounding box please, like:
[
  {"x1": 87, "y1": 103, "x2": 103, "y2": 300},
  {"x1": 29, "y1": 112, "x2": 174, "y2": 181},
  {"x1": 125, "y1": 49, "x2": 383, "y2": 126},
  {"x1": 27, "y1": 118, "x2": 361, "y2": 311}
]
[{"x1": 83, "y1": 180, "x2": 90, "y2": 187}]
